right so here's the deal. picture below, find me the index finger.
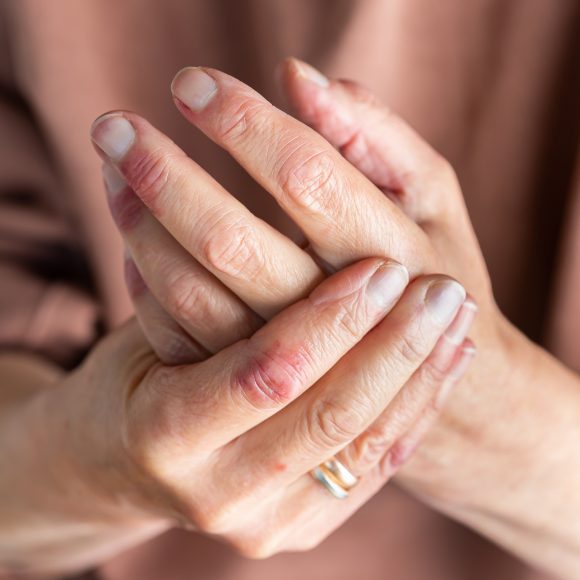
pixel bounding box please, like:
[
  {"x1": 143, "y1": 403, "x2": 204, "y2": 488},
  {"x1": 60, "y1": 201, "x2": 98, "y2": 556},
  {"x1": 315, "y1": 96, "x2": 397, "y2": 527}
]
[
  {"x1": 170, "y1": 67, "x2": 431, "y2": 272},
  {"x1": 130, "y1": 258, "x2": 409, "y2": 452}
]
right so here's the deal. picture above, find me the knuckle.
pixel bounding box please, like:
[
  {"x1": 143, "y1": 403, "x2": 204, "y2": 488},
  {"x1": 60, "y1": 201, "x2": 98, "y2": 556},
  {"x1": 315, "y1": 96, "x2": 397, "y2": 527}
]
[
  {"x1": 380, "y1": 439, "x2": 417, "y2": 477},
  {"x1": 278, "y1": 149, "x2": 339, "y2": 213},
  {"x1": 293, "y1": 534, "x2": 323, "y2": 553},
  {"x1": 233, "y1": 343, "x2": 311, "y2": 409},
  {"x1": 230, "y1": 530, "x2": 282, "y2": 560},
  {"x1": 393, "y1": 329, "x2": 428, "y2": 367},
  {"x1": 194, "y1": 502, "x2": 237, "y2": 536},
  {"x1": 195, "y1": 482, "x2": 260, "y2": 535},
  {"x1": 201, "y1": 214, "x2": 265, "y2": 279},
  {"x1": 217, "y1": 97, "x2": 271, "y2": 143},
  {"x1": 155, "y1": 328, "x2": 203, "y2": 365},
  {"x1": 165, "y1": 270, "x2": 210, "y2": 322},
  {"x1": 123, "y1": 149, "x2": 181, "y2": 209},
  {"x1": 431, "y1": 153, "x2": 458, "y2": 187},
  {"x1": 414, "y1": 359, "x2": 449, "y2": 391},
  {"x1": 123, "y1": 366, "x2": 204, "y2": 474},
  {"x1": 347, "y1": 427, "x2": 395, "y2": 473},
  {"x1": 331, "y1": 295, "x2": 368, "y2": 341},
  {"x1": 307, "y1": 398, "x2": 363, "y2": 449}
]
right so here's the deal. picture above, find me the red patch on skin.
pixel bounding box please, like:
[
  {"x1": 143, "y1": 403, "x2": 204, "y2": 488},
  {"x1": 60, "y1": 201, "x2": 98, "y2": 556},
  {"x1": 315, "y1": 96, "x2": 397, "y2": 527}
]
[
  {"x1": 234, "y1": 340, "x2": 310, "y2": 408},
  {"x1": 272, "y1": 461, "x2": 287, "y2": 473},
  {"x1": 387, "y1": 440, "x2": 417, "y2": 471},
  {"x1": 107, "y1": 187, "x2": 145, "y2": 231},
  {"x1": 124, "y1": 257, "x2": 148, "y2": 298},
  {"x1": 118, "y1": 148, "x2": 167, "y2": 217}
]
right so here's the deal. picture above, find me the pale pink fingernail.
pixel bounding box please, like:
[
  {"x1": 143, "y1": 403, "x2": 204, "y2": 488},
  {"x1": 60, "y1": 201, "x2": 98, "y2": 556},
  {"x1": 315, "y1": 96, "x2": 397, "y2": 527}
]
[
  {"x1": 365, "y1": 261, "x2": 409, "y2": 310},
  {"x1": 171, "y1": 67, "x2": 218, "y2": 111},
  {"x1": 448, "y1": 344, "x2": 477, "y2": 380},
  {"x1": 102, "y1": 163, "x2": 127, "y2": 195},
  {"x1": 292, "y1": 59, "x2": 329, "y2": 88},
  {"x1": 424, "y1": 279, "x2": 466, "y2": 326},
  {"x1": 91, "y1": 114, "x2": 135, "y2": 160},
  {"x1": 444, "y1": 298, "x2": 477, "y2": 345},
  {"x1": 434, "y1": 344, "x2": 476, "y2": 407}
]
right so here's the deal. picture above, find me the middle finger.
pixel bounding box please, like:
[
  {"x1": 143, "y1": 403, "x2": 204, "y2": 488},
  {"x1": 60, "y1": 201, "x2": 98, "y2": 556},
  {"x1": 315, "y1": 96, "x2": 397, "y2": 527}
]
[
  {"x1": 91, "y1": 112, "x2": 323, "y2": 319},
  {"x1": 170, "y1": 66, "x2": 433, "y2": 272}
]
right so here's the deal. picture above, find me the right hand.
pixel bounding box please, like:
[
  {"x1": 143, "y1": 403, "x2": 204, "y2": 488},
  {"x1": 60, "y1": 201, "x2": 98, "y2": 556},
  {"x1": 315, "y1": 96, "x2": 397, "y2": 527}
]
[{"x1": 52, "y1": 254, "x2": 474, "y2": 557}]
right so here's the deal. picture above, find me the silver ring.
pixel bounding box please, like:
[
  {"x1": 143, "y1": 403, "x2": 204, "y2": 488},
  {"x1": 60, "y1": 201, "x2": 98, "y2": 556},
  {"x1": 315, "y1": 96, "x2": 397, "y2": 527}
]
[
  {"x1": 321, "y1": 458, "x2": 358, "y2": 489},
  {"x1": 311, "y1": 456, "x2": 358, "y2": 499}
]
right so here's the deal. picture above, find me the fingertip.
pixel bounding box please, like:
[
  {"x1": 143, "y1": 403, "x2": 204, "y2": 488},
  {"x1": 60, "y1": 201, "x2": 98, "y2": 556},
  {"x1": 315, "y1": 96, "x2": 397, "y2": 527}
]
[
  {"x1": 290, "y1": 58, "x2": 330, "y2": 88},
  {"x1": 275, "y1": 56, "x2": 297, "y2": 87},
  {"x1": 461, "y1": 337, "x2": 477, "y2": 357},
  {"x1": 276, "y1": 57, "x2": 331, "y2": 121}
]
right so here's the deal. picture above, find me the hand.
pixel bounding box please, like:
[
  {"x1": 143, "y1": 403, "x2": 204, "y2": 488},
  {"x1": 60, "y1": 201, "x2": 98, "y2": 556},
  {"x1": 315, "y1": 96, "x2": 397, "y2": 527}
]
[
  {"x1": 91, "y1": 60, "x2": 493, "y2": 498},
  {"x1": 51, "y1": 256, "x2": 472, "y2": 558},
  {"x1": 89, "y1": 60, "x2": 580, "y2": 577},
  {"x1": 87, "y1": 64, "x2": 478, "y2": 557}
]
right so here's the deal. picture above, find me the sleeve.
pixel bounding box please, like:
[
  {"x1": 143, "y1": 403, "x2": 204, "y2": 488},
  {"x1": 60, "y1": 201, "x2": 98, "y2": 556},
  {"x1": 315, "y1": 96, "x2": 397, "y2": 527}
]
[{"x1": 0, "y1": 10, "x2": 98, "y2": 369}]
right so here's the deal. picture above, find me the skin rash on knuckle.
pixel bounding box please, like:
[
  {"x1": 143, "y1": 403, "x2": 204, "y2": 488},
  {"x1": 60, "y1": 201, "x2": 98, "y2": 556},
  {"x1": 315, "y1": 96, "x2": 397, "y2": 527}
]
[
  {"x1": 232, "y1": 339, "x2": 313, "y2": 409},
  {"x1": 120, "y1": 148, "x2": 184, "y2": 214}
]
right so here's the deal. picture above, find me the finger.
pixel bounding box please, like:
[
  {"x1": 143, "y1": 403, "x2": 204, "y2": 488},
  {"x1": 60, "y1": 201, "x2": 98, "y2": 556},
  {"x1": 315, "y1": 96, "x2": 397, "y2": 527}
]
[
  {"x1": 91, "y1": 113, "x2": 323, "y2": 319},
  {"x1": 390, "y1": 338, "x2": 476, "y2": 474},
  {"x1": 279, "y1": 58, "x2": 456, "y2": 223},
  {"x1": 221, "y1": 274, "x2": 467, "y2": 491},
  {"x1": 221, "y1": 333, "x2": 476, "y2": 557},
  {"x1": 222, "y1": 467, "x2": 387, "y2": 558},
  {"x1": 102, "y1": 162, "x2": 262, "y2": 353},
  {"x1": 129, "y1": 258, "x2": 410, "y2": 454},
  {"x1": 170, "y1": 66, "x2": 431, "y2": 272},
  {"x1": 124, "y1": 254, "x2": 209, "y2": 364},
  {"x1": 338, "y1": 299, "x2": 477, "y2": 476}
]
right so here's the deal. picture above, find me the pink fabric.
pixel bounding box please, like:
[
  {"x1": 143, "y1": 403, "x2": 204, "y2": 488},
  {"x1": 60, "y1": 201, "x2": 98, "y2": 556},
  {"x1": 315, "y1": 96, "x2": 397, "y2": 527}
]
[{"x1": 1, "y1": 0, "x2": 578, "y2": 577}]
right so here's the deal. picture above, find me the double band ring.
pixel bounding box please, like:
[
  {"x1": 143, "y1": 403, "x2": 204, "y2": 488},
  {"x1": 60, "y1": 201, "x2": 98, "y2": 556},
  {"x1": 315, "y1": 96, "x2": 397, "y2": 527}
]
[{"x1": 311, "y1": 456, "x2": 358, "y2": 499}]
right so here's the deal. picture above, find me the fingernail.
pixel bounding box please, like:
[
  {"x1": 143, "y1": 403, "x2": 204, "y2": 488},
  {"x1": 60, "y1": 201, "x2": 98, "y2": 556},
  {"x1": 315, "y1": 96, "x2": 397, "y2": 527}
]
[
  {"x1": 448, "y1": 344, "x2": 476, "y2": 380},
  {"x1": 293, "y1": 59, "x2": 329, "y2": 88},
  {"x1": 171, "y1": 67, "x2": 218, "y2": 111},
  {"x1": 91, "y1": 114, "x2": 135, "y2": 160},
  {"x1": 444, "y1": 298, "x2": 477, "y2": 344},
  {"x1": 366, "y1": 261, "x2": 409, "y2": 310},
  {"x1": 424, "y1": 279, "x2": 466, "y2": 326},
  {"x1": 102, "y1": 163, "x2": 127, "y2": 195},
  {"x1": 434, "y1": 345, "x2": 476, "y2": 407}
]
